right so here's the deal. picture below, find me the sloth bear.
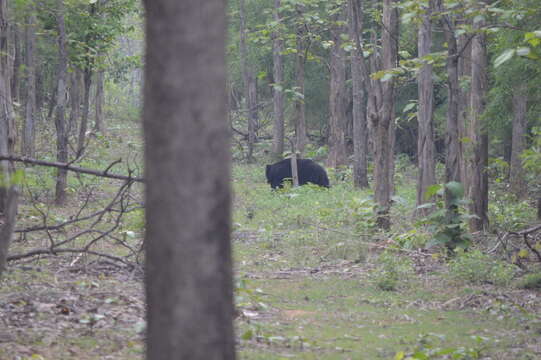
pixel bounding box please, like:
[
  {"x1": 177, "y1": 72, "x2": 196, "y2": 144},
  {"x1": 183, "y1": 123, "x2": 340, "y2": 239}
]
[{"x1": 265, "y1": 158, "x2": 329, "y2": 189}]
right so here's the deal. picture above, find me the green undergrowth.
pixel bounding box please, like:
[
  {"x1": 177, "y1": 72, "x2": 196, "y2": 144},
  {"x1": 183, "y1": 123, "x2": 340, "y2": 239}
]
[
  {"x1": 232, "y1": 161, "x2": 540, "y2": 359},
  {"x1": 236, "y1": 276, "x2": 537, "y2": 359}
]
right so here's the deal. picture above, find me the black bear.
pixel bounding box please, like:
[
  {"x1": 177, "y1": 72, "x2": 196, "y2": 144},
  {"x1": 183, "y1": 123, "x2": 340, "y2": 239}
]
[{"x1": 265, "y1": 158, "x2": 329, "y2": 189}]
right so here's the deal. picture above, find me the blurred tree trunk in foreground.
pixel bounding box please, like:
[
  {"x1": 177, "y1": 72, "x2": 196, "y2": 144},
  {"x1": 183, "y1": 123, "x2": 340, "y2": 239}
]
[{"x1": 143, "y1": 0, "x2": 235, "y2": 359}]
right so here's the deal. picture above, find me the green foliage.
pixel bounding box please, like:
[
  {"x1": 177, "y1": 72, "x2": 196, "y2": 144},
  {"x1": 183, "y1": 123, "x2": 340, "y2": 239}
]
[
  {"x1": 522, "y1": 127, "x2": 541, "y2": 174},
  {"x1": 488, "y1": 193, "x2": 535, "y2": 232},
  {"x1": 448, "y1": 249, "x2": 518, "y2": 286},
  {"x1": 372, "y1": 251, "x2": 414, "y2": 291},
  {"x1": 394, "y1": 333, "x2": 488, "y2": 360},
  {"x1": 417, "y1": 182, "x2": 472, "y2": 253},
  {"x1": 516, "y1": 272, "x2": 541, "y2": 289}
]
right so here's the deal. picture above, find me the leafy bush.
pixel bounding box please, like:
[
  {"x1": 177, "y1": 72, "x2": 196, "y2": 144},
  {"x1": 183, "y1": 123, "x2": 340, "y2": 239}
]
[
  {"x1": 489, "y1": 192, "x2": 536, "y2": 231},
  {"x1": 417, "y1": 182, "x2": 473, "y2": 253},
  {"x1": 448, "y1": 249, "x2": 518, "y2": 286}
]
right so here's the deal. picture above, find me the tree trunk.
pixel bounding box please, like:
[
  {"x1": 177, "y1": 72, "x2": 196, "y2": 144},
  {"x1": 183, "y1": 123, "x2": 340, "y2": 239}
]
[
  {"x1": 22, "y1": 13, "x2": 37, "y2": 157},
  {"x1": 68, "y1": 70, "x2": 82, "y2": 136},
  {"x1": 0, "y1": 0, "x2": 19, "y2": 277},
  {"x1": 54, "y1": 0, "x2": 69, "y2": 205},
  {"x1": 469, "y1": 13, "x2": 489, "y2": 232},
  {"x1": 293, "y1": 18, "x2": 308, "y2": 155},
  {"x1": 416, "y1": 0, "x2": 436, "y2": 215},
  {"x1": 374, "y1": 0, "x2": 398, "y2": 229},
  {"x1": 94, "y1": 67, "x2": 104, "y2": 133},
  {"x1": 11, "y1": 23, "x2": 20, "y2": 104},
  {"x1": 457, "y1": 24, "x2": 472, "y2": 190},
  {"x1": 77, "y1": 67, "x2": 92, "y2": 157},
  {"x1": 271, "y1": 0, "x2": 284, "y2": 161},
  {"x1": 239, "y1": 0, "x2": 257, "y2": 162},
  {"x1": 510, "y1": 84, "x2": 527, "y2": 199},
  {"x1": 348, "y1": 0, "x2": 369, "y2": 188},
  {"x1": 438, "y1": 2, "x2": 462, "y2": 199},
  {"x1": 143, "y1": 1, "x2": 235, "y2": 359},
  {"x1": 76, "y1": 3, "x2": 96, "y2": 157},
  {"x1": 327, "y1": 6, "x2": 348, "y2": 169}
]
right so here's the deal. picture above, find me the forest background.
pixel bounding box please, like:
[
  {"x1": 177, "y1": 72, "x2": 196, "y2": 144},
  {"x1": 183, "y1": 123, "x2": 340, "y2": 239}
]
[{"x1": 0, "y1": 0, "x2": 540, "y2": 359}]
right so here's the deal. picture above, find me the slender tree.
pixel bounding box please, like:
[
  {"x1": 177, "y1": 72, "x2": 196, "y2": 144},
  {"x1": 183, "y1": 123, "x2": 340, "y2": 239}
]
[
  {"x1": 143, "y1": 0, "x2": 235, "y2": 359},
  {"x1": 0, "y1": 0, "x2": 19, "y2": 277},
  {"x1": 437, "y1": 0, "x2": 462, "y2": 196},
  {"x1": 510, "y1": 84, "x2": 528, "y2": 199},
  {"x1": 54, "y1": 0, "x2": 69, "y2": 205},
  {"x1": 76, "y1": 2, "x2": 97, "y2": 157},
  {"x1": 293, "y1": 4, "x2": 308, "y2": 155},
  {"x1": 94, "y1": 66, "x2": 105, "y2": 133},
  {"x1": 68, "y1": 70, "x2": 82, "y2": 136},
  {"x1": 416, "y1": 0, "x2": 436, "y2": 214},
  {"x1": 373, "y1": 0, "x2": 398, "y2": 229},
  {"x1": 239, "y1": 0, "x2": 258, "y2": 162},
  {"x1": 271, "y1": 0, "x2": 285, "y2": 161},
  {"x1": 348, "y1": 0, "x2": 369, "y2": 188},
  {"x1": 327, "y1": 5, "x2": 347, "y2": 169},
  {"x1": 22, "y1": 11, "x2": 37, "y2": 157},
  {"x1": 457, "y1": 22, "x2": 472, "y2": 189},
  {"x1": 469, "y1": 8, "x2": 489, "y2": 231},
  {"x1": 11, "y1": 23, "x2": 20, "y2": 103}
]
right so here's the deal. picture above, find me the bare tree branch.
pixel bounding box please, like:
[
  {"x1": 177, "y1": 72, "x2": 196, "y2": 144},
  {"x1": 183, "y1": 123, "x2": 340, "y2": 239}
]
[{"x1": 0, "y1": 154, "x2": 143, "y2": 182}]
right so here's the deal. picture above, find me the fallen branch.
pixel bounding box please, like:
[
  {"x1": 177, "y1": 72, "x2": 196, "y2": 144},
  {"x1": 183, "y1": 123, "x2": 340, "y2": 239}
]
[
  {"x1": 0, "y1": 154, "x2": 144, "y2": 183},
  {"x1": 7, "y1": 248, "x2": 134, "y2": 268}
]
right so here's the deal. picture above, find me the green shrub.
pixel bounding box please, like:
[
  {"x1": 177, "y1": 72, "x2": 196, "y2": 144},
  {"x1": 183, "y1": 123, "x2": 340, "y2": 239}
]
[
  {"x1": 448, "y1": 250, "x2": 518, "y2": 286},
  {"x1": 488, "y1": 193, "x2": 536, "y2": 232}
]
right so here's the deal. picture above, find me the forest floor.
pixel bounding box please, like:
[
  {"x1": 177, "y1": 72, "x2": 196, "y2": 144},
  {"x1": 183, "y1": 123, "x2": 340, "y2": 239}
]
[{"x1": 0, "y1": 162, "x2": 540, "y2": 359}]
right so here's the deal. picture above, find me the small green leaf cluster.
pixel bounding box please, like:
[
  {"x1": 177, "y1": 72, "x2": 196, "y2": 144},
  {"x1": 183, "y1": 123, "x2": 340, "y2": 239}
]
[{"x1": 448, "y1": 249, "x2": 518, "y2": 286}]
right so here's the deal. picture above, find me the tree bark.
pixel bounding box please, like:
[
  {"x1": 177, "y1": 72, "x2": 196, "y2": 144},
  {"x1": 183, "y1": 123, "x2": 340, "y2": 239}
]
[
  {"x1": 416, "y1": 0, "x2": 436, "y2": 215},
  {"x1": 11, "y1": 22, "x2": 20, "y2": 104},
  {"x1": 0, "y1": 0, "x2": 19, "y2": 277},
  {"x1": 468, "y1": 13, "x2": 489, "y2": 231},
  {"x1": 22, "y1": 13, "x2": 37, "y2": 157},
  {"x1": 76, "y1": 3, "x2": 96, "y2": 157},
  {"x1": 510, "y1": 84, "x2": 527, "y2": 200},
  {"x1": 293, "y1": 16, "x2": 308, "y2": 155},
  {"x1": 327, "y1": 6, "x2": 348, "y2": 169},
  {"x1": 239, "y1": 0, "x2": 257, "y2": 162},
  {"x1": 54, "y1": 0, "x2": 69, "y2": 205},
  {"x1": 271, "y1": 0, "x2": 284, "y2": 161},
  {"x1": 348, "y1": 0, "x2": 369, "y2": 188},
  {"x1": 457, "y1": 23, "x2": 472, "y2": 190},
  {"x1": 438, "y1": 1, "x2": 462, "y2": 200},
  {"x1": 374, "y1": 0, "x2": 398, "y2": 229},
  {"x1": 77, "y1": 67, "x2": 93, "y2": 157},
  {"x1": 94, "y1": 67, "x2": 105, "y2": 133},
  {"x1": 68, "y1": 70, "x2": 82, "y2": 136},
  {"x1": 143, "y1": 1, "x2": 235, "y2": 359}
]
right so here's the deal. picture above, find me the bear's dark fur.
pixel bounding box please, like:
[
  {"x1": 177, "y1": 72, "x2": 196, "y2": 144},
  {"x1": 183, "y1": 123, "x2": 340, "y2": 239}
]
[{"x1": 265, "y1": 158, "x2": 329, "y2": 189}]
